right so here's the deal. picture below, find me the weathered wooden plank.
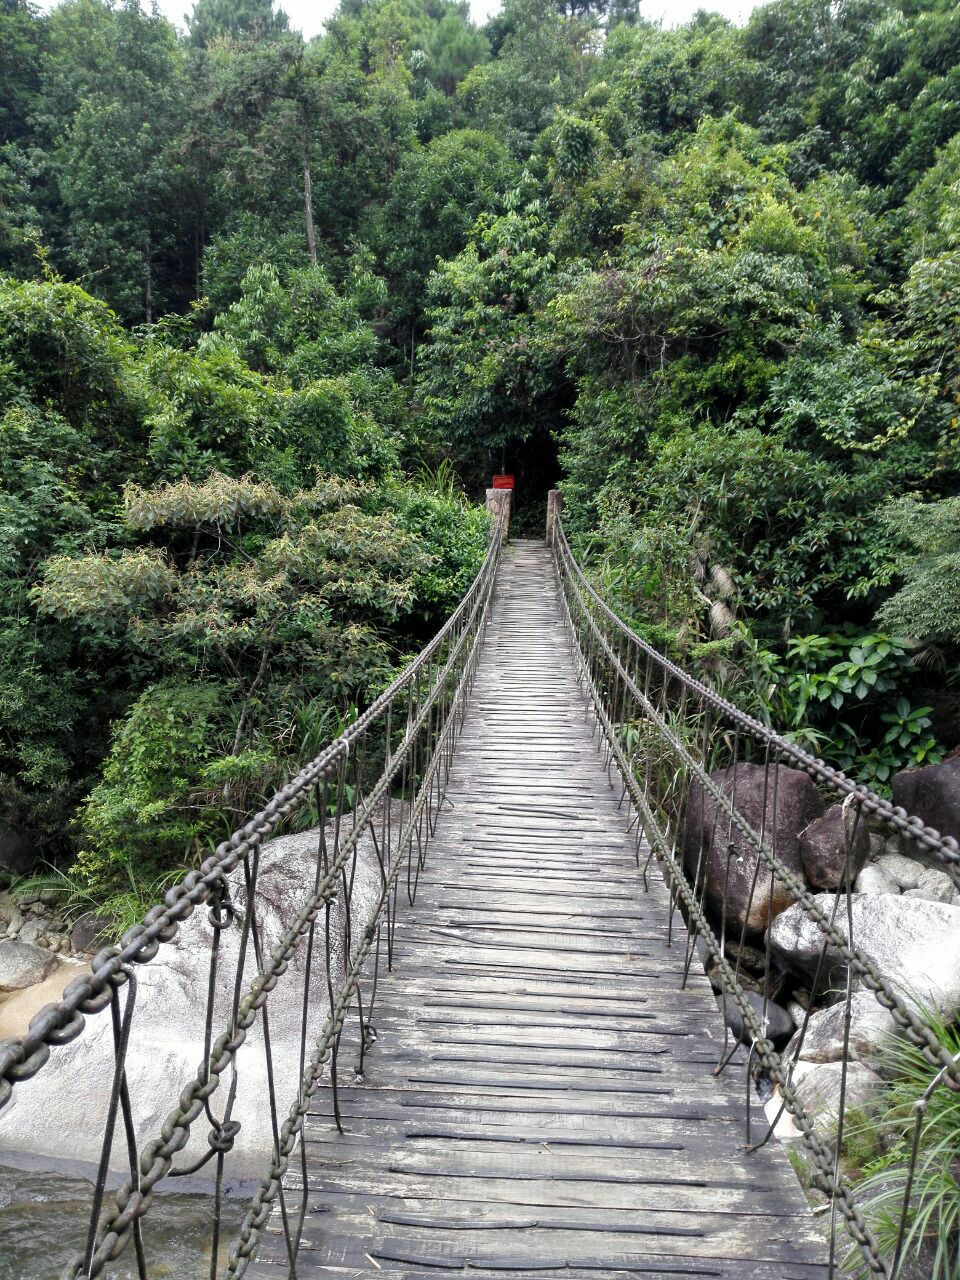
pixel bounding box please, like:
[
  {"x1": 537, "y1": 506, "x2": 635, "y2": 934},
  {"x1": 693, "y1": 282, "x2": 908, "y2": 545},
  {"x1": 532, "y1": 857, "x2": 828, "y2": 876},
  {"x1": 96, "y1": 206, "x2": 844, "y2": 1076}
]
[
  {"x1": 248, "y1": 541, "x2": 825, "y2": 1278},
  {"x1": 263, "y1": 1223, "x2": 830, "y2": 1271},
  {"x1": 278, "y1": 1167, "x2": 797, "y2": 1216},
  {"x1": 255, "y1": 1202, "x2": 827, "y2": 1264},
  {"x1": 310, "y1": 1084, "x2": 751, "y2": 1123},
  {"x1": 253, "y1": 1254, "x2": 826, "y2": 1280}
]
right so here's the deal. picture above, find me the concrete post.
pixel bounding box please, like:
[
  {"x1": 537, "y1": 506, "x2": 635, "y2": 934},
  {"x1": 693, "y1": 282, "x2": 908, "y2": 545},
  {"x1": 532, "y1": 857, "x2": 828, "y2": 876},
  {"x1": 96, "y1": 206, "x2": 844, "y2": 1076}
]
[
  {"x1": 546, "y1": 489, "x2": 563, "y2": 546},
  {"x1": 485, "y1": 487, "x2": 511, "y2": 540}
]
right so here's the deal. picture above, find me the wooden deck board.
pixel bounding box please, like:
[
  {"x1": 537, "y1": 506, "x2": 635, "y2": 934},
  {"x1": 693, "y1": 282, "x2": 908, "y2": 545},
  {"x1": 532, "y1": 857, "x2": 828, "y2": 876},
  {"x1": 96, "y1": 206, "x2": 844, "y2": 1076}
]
[{"x1": 250, "y1": 540, "x2": 826, "y2": 1279}]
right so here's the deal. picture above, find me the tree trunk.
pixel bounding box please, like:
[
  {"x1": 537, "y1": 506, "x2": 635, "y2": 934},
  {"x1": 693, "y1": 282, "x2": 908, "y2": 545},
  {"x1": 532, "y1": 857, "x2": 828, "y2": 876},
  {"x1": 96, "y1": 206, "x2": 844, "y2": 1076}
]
[
  {"x1": 300, "y1": 102, "x2": 317, "y2": 266},
  {"x1": 194, "y1": 203, "x2": 204, "y2": 300},
  {"x1": 222, "y1": 644, "x2": 272, "y2": 810},
  {"x1": 144, "y1": 245, "x2": 153, "y2": 325}
]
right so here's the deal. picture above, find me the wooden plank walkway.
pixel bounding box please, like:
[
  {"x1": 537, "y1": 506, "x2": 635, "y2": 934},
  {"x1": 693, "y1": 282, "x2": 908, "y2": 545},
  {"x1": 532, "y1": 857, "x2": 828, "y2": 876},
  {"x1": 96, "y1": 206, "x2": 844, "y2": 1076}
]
[{"x1": 252, "y1": 540, "x2": 827, "y2": 1279}]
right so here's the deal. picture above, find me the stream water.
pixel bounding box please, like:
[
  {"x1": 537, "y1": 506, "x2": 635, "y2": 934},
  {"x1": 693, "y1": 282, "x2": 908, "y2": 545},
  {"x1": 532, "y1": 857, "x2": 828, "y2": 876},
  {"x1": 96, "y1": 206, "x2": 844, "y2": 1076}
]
[{"x1": 0, "y1": 1162, "x2": 245, "y2": 1279}]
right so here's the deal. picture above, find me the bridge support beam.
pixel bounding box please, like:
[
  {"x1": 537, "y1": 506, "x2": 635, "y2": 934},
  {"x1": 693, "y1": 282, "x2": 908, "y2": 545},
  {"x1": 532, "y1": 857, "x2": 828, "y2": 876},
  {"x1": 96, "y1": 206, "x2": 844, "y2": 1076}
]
[
  {"x1": 546, "y1": 488, "x2": 563, "y2": 545},
  {"x1": 485, "y1": 486, "x2": 511, "y2": 539}
]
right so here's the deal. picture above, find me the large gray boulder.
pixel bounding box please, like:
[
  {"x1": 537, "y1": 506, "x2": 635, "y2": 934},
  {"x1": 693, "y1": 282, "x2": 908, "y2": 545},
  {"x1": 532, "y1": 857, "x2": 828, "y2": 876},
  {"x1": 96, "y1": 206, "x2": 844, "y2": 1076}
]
[
  {"x1": 768, "y1": 893, "x2": 960, "y2": 1019},
  {"x1": 790, "y1": 1060, "x2": 883, "y2": 1136},
  {"x1": 892, "y1": 756, "x2": 960, "y2": 844},
  {"x1": 683, "y1": 762, "x2": 824, "y2": 934},
  {"x1": 799, "y1": 804, "x2": 870, "y2": 890},
  {"x1": 0, "y1": 823, "x2": 385, "y2": 1179},
  {"x1": 876, "y1": 852, "x2": 920, "y2": 889},
  {"x1": 905, "y1": 866, "x2": 958, "y2": 905},
  {"x1": 0, "y1": 940, "x2": 57, "y2": 992},
  {"x1": 763, "y1": 1060, "x2": 884, "y2": 1143},
  {"x1": 784, "y1": 993, "x2": 896, "y2": 1065},
  {"x1": 855, "y1": 863, "x2": 899, "y2": 895}
]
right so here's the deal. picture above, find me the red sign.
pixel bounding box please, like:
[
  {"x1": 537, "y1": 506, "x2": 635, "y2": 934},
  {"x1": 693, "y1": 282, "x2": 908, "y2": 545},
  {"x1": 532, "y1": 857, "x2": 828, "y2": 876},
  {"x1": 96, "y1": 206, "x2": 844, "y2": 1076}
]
[{"x1": 492, "y1": 474, "x2": 515, "y2": 490}]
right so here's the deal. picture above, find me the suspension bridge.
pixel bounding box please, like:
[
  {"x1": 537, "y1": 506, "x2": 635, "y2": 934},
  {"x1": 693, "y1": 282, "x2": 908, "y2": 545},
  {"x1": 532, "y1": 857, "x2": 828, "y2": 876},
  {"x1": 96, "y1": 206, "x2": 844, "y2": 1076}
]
[
  {"x1": 250, "y1": 538, "x2": 825, "y2": 1278},
  {"x1": 1, "y1": 493, "x2": 958, "y2": 1279}
]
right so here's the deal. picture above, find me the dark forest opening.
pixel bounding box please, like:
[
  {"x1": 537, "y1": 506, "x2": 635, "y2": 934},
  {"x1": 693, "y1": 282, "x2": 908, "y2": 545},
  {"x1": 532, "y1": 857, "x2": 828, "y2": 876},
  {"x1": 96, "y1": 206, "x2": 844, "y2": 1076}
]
[{"x1": 478, "y1": 425, "x2": 561, "y2": 537}]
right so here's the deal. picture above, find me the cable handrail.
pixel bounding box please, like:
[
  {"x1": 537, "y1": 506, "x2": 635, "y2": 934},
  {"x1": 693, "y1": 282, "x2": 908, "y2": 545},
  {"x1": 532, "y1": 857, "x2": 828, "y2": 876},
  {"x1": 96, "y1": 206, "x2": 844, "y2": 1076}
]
[
  {"x1": 0, "y1": 499, "x2": 509, "y2": 1279},
  {"x1": 552, "y1": 510, "x2": 960, "y2": 1279},
  {"x1": 554, "y1": 517, "x2": 960, "y2": 873}
]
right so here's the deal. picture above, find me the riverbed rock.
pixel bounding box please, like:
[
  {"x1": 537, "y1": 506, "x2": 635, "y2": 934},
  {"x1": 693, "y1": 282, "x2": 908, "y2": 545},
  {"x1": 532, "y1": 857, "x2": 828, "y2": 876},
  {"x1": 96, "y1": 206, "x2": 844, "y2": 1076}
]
[
  {"x1": 683, "y1": 763, "x2": 824, "y2": 934},
  {"x1": 717, "y1": 989, "x2": 794, "y2": 1048},
  {"x1": 876, "y1": 851, "x2": 921, "y2": 890},
  {"x1": 855, "y1": 863, "x2": 900, "y2": 895},
  {"x1": 0, "y1": 939, "x2": 58, "y2": 992},
  {"x1": 768, "y1": 893, "x2": 960, "y2": 1018},
  {"x1": 0, "y1": 821, "x2": 387, "y2": 1179},
  {"x1": 903, "y1": 866, "x2": 958, "y2": 905},
  {"x1": 800, "y1": 804, "x2": 870, "y2": 890},
  {"x1": 4, "y1": 905, "x2": 23, "y2": 938},
  {"x1": 70, "y1": 912, "x2": 112, "y2": 955},
  {"x1": 787, "y1": 1000, "x2": 808, "y2": 1026},
  {"x1": 17, "y1": 918, "x2": 45, "y2": 946},
  {"x1": 791, "y1": 1060, "x2": 883, "y2": 1135},
  {"x1": 892, "y1": 756, "x2": 960, "y2": 844},
  {"x1": 705, "y1": 957, "x2": 761, "y2": 993},
  {"x1": 724, "y1": 940, "x2": 768, "y2": 971},
  {"x1": 763, "y1": 1059, "x2": 884, "y2": 1144},
  {"x1": 783, "y1": 993, "x2": 897, "y2": 1065}
]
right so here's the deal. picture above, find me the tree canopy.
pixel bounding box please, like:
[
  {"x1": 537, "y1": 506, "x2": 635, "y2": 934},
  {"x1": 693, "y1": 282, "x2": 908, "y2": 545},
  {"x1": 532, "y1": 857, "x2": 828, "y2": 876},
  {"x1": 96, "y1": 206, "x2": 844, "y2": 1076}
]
[{"x1": 2, "y1": 0, "x2": 960, "y2": 903}]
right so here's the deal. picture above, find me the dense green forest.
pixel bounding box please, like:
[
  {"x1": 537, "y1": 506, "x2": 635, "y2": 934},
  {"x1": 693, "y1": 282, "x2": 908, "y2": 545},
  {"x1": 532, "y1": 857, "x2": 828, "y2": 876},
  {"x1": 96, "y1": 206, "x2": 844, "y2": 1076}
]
[{"x1": 1, "y1": 0, "x2": 959, "y2": 910}]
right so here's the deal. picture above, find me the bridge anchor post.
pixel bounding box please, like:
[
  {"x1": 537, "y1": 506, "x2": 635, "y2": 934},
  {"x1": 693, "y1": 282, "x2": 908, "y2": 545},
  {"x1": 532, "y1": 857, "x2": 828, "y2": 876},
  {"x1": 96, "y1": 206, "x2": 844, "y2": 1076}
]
[
  {"x1": 485, "y1": 487, "x2": 511, "y2": 539},
  {"x1": 546, "y1": 488, "x2": 563, "y2": 545}
]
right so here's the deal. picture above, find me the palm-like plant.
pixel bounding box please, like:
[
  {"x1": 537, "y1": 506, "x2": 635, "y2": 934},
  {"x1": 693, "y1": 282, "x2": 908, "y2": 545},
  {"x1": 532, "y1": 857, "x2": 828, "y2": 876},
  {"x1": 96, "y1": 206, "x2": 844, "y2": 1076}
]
[{"x1": 846, "y1": 1009, "x2": 960, "y2": 1278}]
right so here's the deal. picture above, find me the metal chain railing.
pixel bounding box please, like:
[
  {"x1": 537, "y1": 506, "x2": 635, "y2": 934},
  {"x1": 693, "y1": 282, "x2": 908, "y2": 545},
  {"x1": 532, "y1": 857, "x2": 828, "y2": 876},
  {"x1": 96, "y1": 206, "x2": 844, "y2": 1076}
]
[
  {"x1": 0, "y1": 501, "x2": 508, "y2": 1279},
  {"x1": 552, "y1": 512, "x2": 960, "y2": 1280}
]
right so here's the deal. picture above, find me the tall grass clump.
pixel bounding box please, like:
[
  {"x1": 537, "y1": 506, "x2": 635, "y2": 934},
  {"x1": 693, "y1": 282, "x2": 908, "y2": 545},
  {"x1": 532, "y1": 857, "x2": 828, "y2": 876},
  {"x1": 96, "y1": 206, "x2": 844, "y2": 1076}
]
[{"x1": 846, "y1": 1008, "x2": 960, "y2": 1278}]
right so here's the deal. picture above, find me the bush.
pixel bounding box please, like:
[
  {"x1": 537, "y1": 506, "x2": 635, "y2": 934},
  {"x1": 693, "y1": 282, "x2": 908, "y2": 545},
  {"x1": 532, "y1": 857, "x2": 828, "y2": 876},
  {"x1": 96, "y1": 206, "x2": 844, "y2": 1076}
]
[
  {"x1": 630, "y1": 423, "x2": 889, "y2": 637},
  {"x1": 876, "y1": 496, "x2": 960, "y2": 650},
  {"x1": 73, "y1": 681, "x2": 238, "y2": 896}
]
